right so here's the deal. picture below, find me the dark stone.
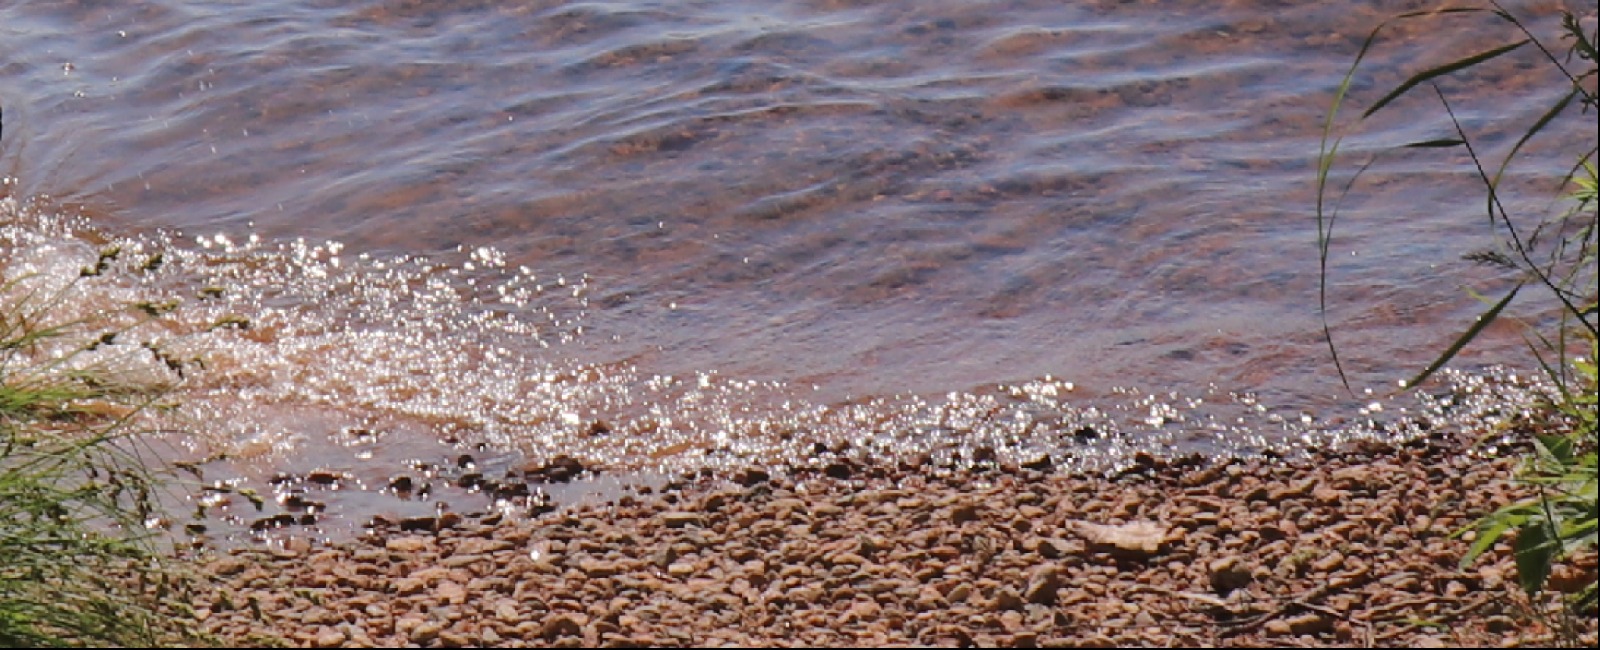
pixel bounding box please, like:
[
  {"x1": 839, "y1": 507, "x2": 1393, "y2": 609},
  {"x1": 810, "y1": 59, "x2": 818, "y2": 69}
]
[
  {"x1": 400, "y1": 516, "x2": 438, "y2": 532},
  {"x1": 522, "y1": 455, "x2": 589, "y2": 483},
  {"x1": 734, "y1": 467, "x2": 770, "y2": 487}
]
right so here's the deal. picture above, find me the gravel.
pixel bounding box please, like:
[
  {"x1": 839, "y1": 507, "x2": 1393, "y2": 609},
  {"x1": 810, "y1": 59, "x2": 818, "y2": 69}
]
[{"x1": 194, "y1": 433, "x2": 1598, "y2": 647}]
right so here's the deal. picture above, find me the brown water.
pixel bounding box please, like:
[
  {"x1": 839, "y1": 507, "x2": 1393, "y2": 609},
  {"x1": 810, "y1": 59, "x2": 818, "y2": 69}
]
[{"x1": 1, "y1": 0, "x2": 1593, "y2": 541}]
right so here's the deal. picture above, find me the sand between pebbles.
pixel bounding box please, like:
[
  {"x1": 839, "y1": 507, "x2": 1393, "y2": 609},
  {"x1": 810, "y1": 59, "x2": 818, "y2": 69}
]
[{"x1": 193, "y1": 433, "x2": 1598, "y2": 648}]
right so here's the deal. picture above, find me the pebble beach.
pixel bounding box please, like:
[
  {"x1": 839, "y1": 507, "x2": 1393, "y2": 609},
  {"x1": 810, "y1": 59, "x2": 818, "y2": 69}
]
[{"x1": 193, "y1": 431, "x2": 1599, "y2": 648}]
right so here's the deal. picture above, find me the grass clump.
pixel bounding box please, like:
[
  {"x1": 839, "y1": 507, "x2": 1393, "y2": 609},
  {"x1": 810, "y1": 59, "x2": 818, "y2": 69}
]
[
  {"x1": 1316, "y1": 0, "x2": 1597, "y2": 625},
  {"x1": 1, "y1": 242, "x2": 202, "y2": 647}
]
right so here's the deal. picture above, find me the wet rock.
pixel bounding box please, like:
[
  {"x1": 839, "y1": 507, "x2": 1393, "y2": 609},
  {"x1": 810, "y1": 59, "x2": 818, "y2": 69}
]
[
  {"x1": 305, "y1": 469, "x2": 351, "y2": 486},
  {"x1": 386, "y1": 536, "x2": 429, "y2": 553},
  {"x1": 437, "y1": 511, "x2": 463, "y2": 530},
  {"x1": 823, "y1": 460, "x2": 856, "y2": 479},
  {"x1": 399, "y1": 516, "x2": 439, "y2": 533},
  {"x1": 734, "y1": 467, "x2": 771, "y2": 487},
  {"x1": 1021, "y1": 454, "x2": 1054, "y2": 472},
  {"x1": 522, "y1": 455, "x2": 588, "y2": 483}
]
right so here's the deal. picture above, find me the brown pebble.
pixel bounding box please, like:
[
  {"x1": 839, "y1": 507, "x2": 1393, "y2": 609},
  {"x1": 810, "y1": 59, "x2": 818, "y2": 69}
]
[
  {"x1": 1024, "y1": 566, "x2": 1063, "y2": 605},
  {"x1": 541, "y1": 613, "x2": 587, "y2": 640},
  {"x1": 209, "y1": 556, "x2": 249, "y2": 576},
  {"x1": 385, "y1": 537, "x2": 429, "y2": 553},
  {"x1": 1208, "y1": 556, "x2": 1253, "y2": 594},
  {"x1": 314, "y1": 627, "x2": 345, "y2": 648},
  {"x1": 410, "y1": 620, "x2": 444, "y2": 643}
]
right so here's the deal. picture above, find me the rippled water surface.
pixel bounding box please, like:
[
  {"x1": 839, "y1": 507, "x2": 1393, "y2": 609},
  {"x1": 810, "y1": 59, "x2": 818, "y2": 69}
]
[{"x1": 2, "y1": 0, "x2": 1593, "y2": 539}]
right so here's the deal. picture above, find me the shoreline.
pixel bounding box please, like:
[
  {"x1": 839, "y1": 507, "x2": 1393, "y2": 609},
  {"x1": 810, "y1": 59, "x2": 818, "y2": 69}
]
[{"x1": 191, "y1": 430, "x2": 1598, "y2": 648}]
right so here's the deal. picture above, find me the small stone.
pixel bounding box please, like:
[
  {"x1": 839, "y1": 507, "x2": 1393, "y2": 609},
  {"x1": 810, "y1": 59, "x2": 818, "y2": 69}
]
[
  {"x1": 950, "y1": 504, "x2": 981, "y2": 524},
  {"x1": 314, "y1": 627, "x2": 346, "y2": 648},
  {"x1": 386, "y1": 537, "x2": 429, "y2": 553},
  {"x1": 456, "y1": 538, "x2": 512, "y2": 555},
  {"x1": 495, "y1": 601, "x2": 521, "y2": 623},
  {"x1": 1208, "y1": 556, "x2": 1253, "y2": 594},
  {"x1": 410, "y1": 620, "x2": 445, "y2": 644},
  {"x1": 827, "y1": 552, "x2": 867, "y2": 567},
  {"x1": 1310, "y1": 551, "x2": 1344, "y2": 574},
  {"x1": 734, "y1": 467, "x2": 770, "y2": 486},
  {"x1": 395, "y1": 577, "x2": 427, "y2": 595},
  {"x1": 1283, "y1": 612, "x2": 1333, "y2": 635},
  {"x1": 306, "y1": 469, "x2": 350, "y2": 486},
  {"x1": 994, "y1": 588, "x2": 1025, "y2": 611},
  {"x1": 208, "y1": 556, "x2": 249, "y2": 576},
  {"x1": 541, "y1": 613, "x2": 586, "y2": 640},
  {"x1": 436, "y1": 581, "x2": 467, "y2": 605},
  {"x1": 437, "y1": 511, "x2": 463, "y2": 529},
  {"x1": 668, "y1": 562, "x2": 695, "y2": 577},
  {"x1": 1024, "y1": 566, "x2": 1063, "y2": 605},
  {"x1": 580, "y1": 559, "x2": 619, "y2": 577},
  {"x1": 522, "y1": 455, "x2": 588, "y2": 483},
  {"x1": 661, "y1": 512, "x2": 702, "y2": 528},
  {"x1": 1037, "y1": 538, "x2": 1070, "y2": 560}
]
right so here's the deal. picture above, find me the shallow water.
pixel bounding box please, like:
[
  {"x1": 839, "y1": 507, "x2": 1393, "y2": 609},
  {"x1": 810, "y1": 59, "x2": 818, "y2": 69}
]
[{"x1": 1, "y1": 0, "x2": 1593, "y2": 542}]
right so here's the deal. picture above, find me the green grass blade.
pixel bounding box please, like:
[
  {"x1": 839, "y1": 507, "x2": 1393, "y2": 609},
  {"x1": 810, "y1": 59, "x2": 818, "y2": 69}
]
[
  {"x1": 1362, "y1": 40, "x2": 1530, "y2": 118},
  {"x1": 1402, "y1": 283, "x2": 1521, "y2": 390}
]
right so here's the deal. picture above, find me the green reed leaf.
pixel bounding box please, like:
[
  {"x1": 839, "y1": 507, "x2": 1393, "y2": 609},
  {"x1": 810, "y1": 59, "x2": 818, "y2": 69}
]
[{"x1": 1363, "y1": 40, "x2": 1530, "y2": 118}]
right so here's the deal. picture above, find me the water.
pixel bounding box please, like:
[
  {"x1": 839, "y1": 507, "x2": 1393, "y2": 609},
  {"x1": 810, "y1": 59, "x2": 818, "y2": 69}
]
[{"x1": 1, "y1": 0, "x2": 1592, "y2": 541}]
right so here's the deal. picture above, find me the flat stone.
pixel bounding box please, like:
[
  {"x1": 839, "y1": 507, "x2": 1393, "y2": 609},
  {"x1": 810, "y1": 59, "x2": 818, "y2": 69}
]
[
  {"x1": 386, "y1": 537, "x2": 429, "y2": 553},
  {"x1": 1069, "y1": 520, "x2": 1170, "y2": 558}
]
